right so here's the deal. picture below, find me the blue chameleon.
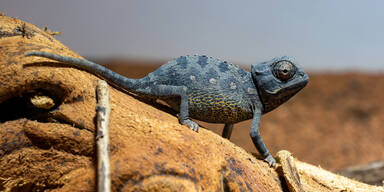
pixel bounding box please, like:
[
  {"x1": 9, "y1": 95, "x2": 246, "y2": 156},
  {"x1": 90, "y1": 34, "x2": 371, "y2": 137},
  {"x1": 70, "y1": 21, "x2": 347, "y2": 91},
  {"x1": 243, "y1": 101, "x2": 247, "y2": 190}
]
[{"x1": 25, "y1": 52, "x2": 309, "y2": 167}]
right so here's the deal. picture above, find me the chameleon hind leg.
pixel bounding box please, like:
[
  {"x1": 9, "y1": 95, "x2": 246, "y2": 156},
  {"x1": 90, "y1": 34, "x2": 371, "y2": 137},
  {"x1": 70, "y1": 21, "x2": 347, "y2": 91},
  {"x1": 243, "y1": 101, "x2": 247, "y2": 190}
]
[
  {"x1": 136, "y1": 84, "x2": 199, "y2": 131},
  {"x1": 222, "y1": 124, "x2": 234, "y2": 139}
]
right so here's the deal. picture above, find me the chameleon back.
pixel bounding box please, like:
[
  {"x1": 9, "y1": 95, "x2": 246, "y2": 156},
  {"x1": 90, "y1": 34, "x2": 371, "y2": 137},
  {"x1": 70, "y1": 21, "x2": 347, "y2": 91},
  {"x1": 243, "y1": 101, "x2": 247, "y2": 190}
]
[{"x1": 145, "y1": 55, "x2": 261, "y2": 123}]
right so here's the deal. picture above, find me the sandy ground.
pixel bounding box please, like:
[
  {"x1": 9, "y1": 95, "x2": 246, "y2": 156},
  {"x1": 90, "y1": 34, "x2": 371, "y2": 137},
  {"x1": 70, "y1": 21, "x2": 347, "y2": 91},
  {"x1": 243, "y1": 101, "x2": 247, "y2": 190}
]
[{"x1": 99, "y1": 58, "x2": 384, "y2": 171}]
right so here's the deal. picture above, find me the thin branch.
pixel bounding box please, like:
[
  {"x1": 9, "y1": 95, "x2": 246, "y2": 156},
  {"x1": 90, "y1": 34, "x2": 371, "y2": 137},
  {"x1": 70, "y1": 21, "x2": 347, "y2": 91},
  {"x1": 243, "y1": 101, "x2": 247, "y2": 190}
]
[{"x1": 96, "y1": 80, "x2": 111, "y2": 192}]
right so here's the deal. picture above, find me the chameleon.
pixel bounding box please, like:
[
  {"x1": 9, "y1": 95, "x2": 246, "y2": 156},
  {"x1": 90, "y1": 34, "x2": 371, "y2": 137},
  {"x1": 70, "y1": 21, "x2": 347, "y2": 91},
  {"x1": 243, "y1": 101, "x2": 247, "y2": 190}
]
[{"x1": 25, "y1": 52, "x2": 309, "y2": 166}]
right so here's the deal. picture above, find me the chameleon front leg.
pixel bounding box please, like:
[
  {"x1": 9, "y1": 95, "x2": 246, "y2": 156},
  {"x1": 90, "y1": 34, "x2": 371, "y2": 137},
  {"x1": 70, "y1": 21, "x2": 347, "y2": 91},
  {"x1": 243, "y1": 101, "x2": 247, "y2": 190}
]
[
  {"x1": 137, "y1": 85, "x2": 199, "y2": 131},
  {"x1": 250, "y1": 110, "x2": 276, "y2": 167},
  {"x1": 222, "y1": 124, "x2": 234, "y2": 139}
]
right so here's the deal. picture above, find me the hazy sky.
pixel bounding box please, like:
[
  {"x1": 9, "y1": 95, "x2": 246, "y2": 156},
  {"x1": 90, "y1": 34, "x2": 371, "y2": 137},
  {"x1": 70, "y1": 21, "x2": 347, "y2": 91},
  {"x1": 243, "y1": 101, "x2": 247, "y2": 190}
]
[{"x1": 2, "y1": 0, "x2": 384, "y2": 71}]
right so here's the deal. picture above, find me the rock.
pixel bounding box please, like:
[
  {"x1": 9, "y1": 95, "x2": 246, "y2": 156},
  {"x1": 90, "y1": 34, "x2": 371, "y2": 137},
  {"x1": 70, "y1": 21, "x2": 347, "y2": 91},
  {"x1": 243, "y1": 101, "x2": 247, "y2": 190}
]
[{"x1": 339, "y1": 161, "x2": 384, "y2": 186}]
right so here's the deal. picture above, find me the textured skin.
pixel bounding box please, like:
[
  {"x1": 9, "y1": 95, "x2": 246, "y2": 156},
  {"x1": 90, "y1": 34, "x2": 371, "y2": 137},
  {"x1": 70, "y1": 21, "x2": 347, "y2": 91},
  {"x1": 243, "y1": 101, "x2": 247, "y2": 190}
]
[
  {"x1": 25, "y1": 52, "x2": 309, "y2": 166},
  {"x1": 149, "y1": 55, "x2": 257, "y2": 124}
]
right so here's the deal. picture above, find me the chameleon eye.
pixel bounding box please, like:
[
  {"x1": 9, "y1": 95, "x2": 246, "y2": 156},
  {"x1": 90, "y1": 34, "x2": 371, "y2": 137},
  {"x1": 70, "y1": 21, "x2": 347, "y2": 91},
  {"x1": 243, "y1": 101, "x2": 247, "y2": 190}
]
[{"x1": 272, "y1": 60, "x2": 296, "y2": 81}]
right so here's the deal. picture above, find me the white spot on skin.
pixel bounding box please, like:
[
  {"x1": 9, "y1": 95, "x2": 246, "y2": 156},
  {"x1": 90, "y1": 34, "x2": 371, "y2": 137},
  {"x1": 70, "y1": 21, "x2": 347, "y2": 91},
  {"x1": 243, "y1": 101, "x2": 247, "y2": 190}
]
[
  {"x1": 190, "y1": 75, "x2": 196, "y2": 81},
  {"x1": 248, "y1": 88, "x2": 257, "y2": 94},
  {"x1": 209, "y1": 78, "x2": 216, "y2": 84},
  {"x1": 230, "y1": 82, "x2": 236, "y2": 89}
]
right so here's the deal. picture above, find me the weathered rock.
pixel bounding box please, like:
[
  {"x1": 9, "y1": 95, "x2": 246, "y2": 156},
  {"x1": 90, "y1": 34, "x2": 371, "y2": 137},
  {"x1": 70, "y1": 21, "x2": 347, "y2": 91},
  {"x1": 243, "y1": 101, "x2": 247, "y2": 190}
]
[
  {"x1": 339, "y1": 161, "x2": 384, "y2": 186},
  {"x1": 0, "y1": 15, "x2": 383, "y2": 192}
]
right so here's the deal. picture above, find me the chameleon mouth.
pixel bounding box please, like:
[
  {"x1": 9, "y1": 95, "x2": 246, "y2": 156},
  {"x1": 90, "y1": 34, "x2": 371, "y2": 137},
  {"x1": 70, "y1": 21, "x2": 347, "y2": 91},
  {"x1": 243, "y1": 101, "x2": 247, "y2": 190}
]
[{"x1": 274, "y1": 72, "x2": 309, "y2": 94}]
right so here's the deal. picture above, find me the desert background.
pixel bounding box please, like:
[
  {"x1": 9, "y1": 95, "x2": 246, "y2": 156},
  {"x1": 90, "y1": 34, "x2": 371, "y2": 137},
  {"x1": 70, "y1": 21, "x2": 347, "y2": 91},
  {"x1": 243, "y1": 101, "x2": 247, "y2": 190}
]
[{"x1": 97, "y1": 58, "x2": 384, "y2": 172}]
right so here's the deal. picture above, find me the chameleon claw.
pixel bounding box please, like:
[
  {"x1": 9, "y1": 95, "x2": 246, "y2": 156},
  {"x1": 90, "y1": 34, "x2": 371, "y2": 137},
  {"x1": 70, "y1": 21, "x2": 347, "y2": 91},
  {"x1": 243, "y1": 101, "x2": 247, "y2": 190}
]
[
  {"x1": 264, "y1": 154, "x2": 277, "y2": 167},
  {"x1": 180, "y1": 119, "x2": 199, "y2": 132}
]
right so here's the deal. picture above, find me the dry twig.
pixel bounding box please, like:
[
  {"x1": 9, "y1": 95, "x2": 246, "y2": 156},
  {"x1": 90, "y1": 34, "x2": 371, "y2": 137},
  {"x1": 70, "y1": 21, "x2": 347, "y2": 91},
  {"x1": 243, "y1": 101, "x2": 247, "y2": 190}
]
[{"x1": 96, "y1": 80, "x2": 111, "y2": 192}]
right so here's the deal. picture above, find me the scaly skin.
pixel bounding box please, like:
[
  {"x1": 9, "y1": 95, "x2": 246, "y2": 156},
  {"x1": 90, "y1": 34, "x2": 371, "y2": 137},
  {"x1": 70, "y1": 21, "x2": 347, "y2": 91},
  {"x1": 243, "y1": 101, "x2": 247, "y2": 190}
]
[{"x1": 25, "y1": 52, "x2": 309, "y2": 167}]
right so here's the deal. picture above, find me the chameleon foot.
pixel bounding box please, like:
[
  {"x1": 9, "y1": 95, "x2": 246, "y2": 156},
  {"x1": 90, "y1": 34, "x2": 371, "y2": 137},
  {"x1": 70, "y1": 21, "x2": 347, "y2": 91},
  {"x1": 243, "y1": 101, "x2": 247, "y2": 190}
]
[
  {"x1": 180, "y1": 119, "x2": 199, "y2": 132},
  {"x1": 264, "y1": 154, "x2": 277, "y2": 167}
]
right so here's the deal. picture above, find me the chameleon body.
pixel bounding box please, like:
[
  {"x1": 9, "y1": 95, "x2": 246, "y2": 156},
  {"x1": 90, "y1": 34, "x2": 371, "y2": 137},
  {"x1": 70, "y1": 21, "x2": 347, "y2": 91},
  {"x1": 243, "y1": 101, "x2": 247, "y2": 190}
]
[{"x1": 25, "y1": 52, "x2": 309, "y2": 166}]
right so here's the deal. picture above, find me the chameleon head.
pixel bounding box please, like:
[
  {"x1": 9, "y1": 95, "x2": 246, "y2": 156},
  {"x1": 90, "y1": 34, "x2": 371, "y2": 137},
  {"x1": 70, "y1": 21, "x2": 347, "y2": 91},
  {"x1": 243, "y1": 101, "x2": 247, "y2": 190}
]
[{"x1": 251, "y1": 56, "x2": 309, "y2": 113}]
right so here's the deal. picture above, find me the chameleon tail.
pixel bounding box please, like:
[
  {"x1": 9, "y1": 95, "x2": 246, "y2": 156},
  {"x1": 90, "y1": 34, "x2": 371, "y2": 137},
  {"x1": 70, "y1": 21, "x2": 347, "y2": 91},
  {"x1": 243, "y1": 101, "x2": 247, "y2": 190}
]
[{"x1": 25, "y1": 51, "x2": 145, "y2": 91}]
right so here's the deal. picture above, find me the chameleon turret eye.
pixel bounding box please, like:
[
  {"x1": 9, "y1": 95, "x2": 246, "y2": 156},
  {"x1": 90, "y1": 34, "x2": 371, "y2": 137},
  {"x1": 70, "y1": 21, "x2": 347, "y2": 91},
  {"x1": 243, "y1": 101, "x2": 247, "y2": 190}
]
[{"x1": 272, "y1": 60, "x2": 297, "y2": 81}]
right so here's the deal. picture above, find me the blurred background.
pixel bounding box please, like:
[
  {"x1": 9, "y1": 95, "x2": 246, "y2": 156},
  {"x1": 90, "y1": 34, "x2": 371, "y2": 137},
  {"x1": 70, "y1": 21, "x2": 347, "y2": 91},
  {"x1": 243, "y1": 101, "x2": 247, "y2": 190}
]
[{"x1": 2, "y1": 0, "x2": 384, "y2": 172}]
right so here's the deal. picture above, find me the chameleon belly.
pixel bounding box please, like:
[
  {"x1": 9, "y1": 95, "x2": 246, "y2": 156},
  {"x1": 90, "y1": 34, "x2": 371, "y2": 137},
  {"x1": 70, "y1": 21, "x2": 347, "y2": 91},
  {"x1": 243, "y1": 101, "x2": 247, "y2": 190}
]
[{"x1": 187, "y1": 90, "x2": 253, "y2": 124}]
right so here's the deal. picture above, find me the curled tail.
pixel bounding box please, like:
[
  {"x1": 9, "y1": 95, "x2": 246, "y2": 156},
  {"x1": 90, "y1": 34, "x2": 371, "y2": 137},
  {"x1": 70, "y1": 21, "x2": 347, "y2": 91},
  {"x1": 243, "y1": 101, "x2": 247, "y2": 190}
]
[{"x1": 25, "y1": 51, "x2": 144, "y2": 91}]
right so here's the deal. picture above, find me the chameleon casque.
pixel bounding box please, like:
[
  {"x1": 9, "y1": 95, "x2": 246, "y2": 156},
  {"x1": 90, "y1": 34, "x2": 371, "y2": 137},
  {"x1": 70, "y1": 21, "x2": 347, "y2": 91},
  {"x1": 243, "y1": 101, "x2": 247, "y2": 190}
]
[{"x1": 25, "y1": 52, "x2": 309, "y2": 166}]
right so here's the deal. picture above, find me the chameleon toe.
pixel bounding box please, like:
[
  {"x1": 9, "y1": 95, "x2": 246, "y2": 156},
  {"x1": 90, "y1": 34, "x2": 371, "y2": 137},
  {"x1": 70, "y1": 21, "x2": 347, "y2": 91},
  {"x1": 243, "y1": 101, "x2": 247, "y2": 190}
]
[
  {"x1": 264, "y1": 154, "x2": 277, "y2": 167},
  {"x1": 180, "y1": 119, "x2": 199, "y2": 132}
]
